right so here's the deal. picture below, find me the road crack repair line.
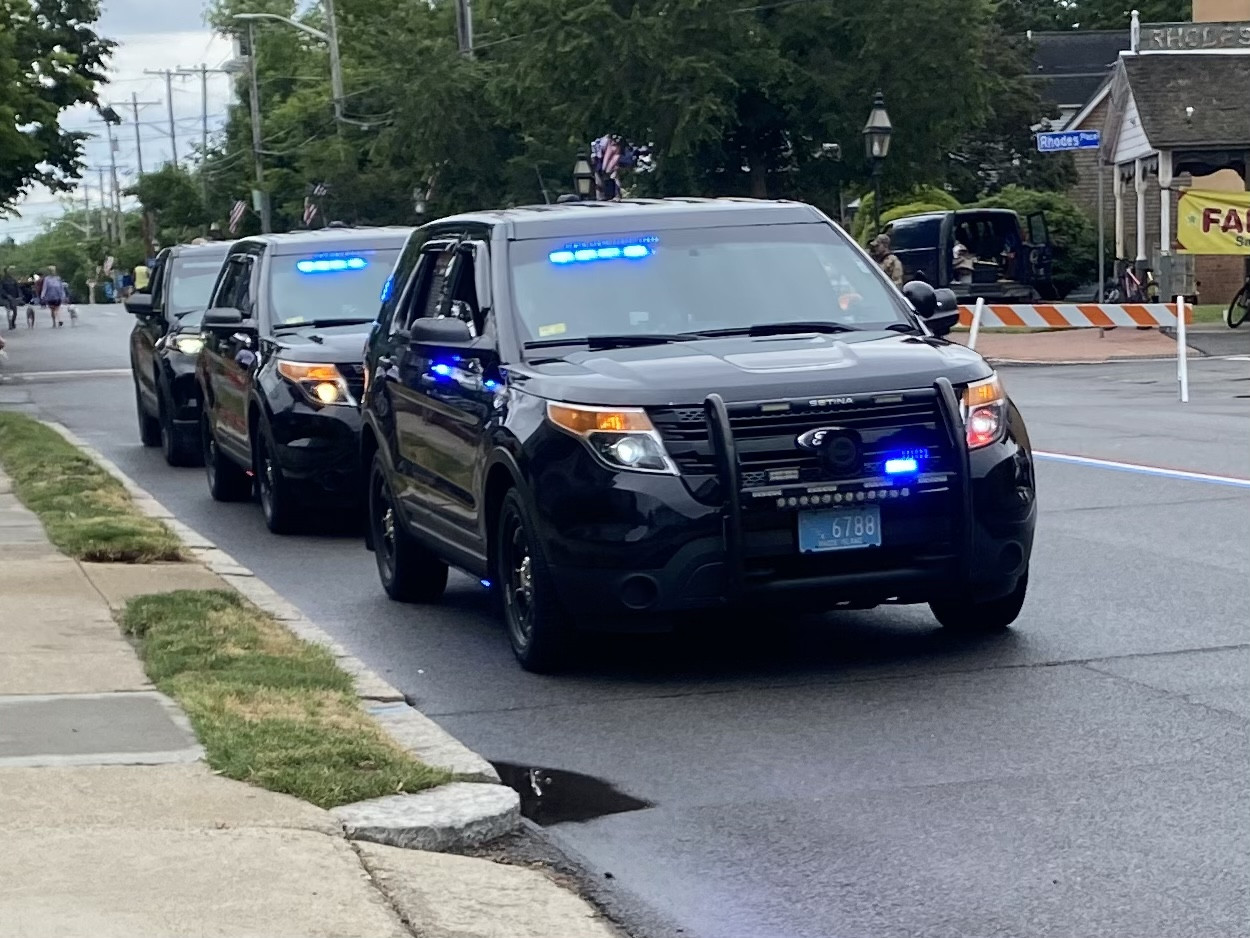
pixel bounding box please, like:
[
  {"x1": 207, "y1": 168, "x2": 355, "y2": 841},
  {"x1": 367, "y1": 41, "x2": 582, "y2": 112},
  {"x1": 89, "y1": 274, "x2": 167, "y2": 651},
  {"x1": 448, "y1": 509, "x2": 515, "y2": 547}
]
[{"x1": 428, "y1": 643, "x2": 1250, "y2": 719}]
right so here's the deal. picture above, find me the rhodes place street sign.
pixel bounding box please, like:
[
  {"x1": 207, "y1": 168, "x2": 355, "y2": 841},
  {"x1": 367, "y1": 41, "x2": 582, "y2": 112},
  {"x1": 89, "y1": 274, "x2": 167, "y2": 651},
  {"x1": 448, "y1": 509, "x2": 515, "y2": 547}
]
[{"x1": 1036, "y1": 130, "x2": 1101, "y2": 153}]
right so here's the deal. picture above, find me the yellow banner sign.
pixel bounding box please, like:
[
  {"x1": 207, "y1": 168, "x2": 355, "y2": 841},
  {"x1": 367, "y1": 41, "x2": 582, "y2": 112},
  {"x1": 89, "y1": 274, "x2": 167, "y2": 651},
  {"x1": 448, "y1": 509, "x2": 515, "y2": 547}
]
[{"x1": 1177, "y1": 189, "x2": 1250, "y2": 255}]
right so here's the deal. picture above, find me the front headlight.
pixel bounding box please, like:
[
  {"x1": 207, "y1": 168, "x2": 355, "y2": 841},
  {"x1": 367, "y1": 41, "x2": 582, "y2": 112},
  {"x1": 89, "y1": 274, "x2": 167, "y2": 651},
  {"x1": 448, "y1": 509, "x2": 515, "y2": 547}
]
[
  {"x1": 172, "y1": 335, "x2": 203, "y2": 356},
  {"x1": 277, "y1": 360, "x2": 354, "y2": 407},
  {"x1": 960, "y1": 373, "x2": 1007, "y2": 449},
  {"x1": 546, "y1": 402, "x2": 677, "y2": 474}
]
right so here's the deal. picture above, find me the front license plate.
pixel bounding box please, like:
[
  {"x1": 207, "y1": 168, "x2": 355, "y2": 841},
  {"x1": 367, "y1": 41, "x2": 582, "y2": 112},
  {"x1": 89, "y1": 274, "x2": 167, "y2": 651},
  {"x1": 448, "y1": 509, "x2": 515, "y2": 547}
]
[{"x1": 797, "y1": 505, "x2": 882, "y2": 553}]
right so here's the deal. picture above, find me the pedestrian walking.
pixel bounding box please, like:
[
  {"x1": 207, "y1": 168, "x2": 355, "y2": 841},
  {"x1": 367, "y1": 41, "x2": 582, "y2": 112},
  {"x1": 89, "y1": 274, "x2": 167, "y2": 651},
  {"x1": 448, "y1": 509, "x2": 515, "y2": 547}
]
[
  {"x1": 40, "y1": 267, "x2": 68, "y2": 328},
  {"x1": 1, "y1": 267, "x2": 20, "y2": 330},
  {"x1": 869, "y1": 234, "x2": 904, "y2": 288}
]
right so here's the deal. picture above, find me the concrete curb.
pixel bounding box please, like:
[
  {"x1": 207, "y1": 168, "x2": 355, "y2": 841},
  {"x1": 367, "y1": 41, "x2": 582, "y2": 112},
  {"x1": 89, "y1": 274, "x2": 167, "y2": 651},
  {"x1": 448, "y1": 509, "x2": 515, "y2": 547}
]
[{"x1": 42, "y1": 421, "x2": 518, "y2": 851}]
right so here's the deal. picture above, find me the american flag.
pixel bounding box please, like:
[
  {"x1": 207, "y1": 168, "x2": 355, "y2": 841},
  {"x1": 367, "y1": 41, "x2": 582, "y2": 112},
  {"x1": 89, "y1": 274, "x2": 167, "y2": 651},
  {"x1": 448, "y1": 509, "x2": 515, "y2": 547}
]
[
  {"x1": 600, "y1": 138, "x2": 622, "y2": 175},
  {"x1": 228, "y1": 200, "x2": 247, "y2": 234},
  {"x1": 302, "y1": 197, "x2": 318, "y2": 226},
  {"x1": 311, "y1": 182, "x2": 329, "y2": 197}
]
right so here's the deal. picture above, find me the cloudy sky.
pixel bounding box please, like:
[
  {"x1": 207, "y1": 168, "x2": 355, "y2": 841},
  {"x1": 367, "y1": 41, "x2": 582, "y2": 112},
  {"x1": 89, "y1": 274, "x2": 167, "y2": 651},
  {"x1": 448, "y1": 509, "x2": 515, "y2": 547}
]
[{"x1": 1, "y1": 0, "x2": 236, "y2": 242}]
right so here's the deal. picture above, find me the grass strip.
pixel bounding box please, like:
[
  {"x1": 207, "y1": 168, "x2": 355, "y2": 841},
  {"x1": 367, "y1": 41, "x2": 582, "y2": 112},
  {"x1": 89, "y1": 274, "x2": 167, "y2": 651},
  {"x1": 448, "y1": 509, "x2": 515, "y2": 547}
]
[
  {"x1": 119, "y1": 589, "x2": 451, "y2": 808},
  {"x1": 0, "y1": 412, "x2": 183, "y2": 562}
]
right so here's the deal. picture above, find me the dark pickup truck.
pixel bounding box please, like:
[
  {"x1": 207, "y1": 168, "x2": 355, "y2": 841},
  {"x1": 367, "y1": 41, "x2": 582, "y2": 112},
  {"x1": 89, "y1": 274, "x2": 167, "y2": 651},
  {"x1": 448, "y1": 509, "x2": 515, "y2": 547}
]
[{"x1": 886, "y1": 208, "x2": 1056, "y2": 302}]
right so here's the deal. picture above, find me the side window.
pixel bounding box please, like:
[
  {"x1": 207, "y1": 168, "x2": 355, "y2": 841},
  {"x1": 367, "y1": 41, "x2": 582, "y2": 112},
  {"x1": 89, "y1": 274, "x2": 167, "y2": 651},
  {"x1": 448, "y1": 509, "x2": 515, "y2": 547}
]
[
  {"x1": 391, "y1": 242, "x2": 452, "y2": 334},
  {"x1": 444, "y1": 248, "x2": 486, "y2": 337},
  {"x1": 233, "y1": 256, "x2": 256, "y2": 315},
  {"x1": 149, "y1": 253, "x2": 169, "y2": 314},
  {"x1": 209, "y1": 257, "x2": 243, "y2": 310},
  {"x1": 421, "y1": 250, "x2": 456, "y2": 320},
  {"x1": 379, "y1": 231, "x2": 427, "y2": 330}
]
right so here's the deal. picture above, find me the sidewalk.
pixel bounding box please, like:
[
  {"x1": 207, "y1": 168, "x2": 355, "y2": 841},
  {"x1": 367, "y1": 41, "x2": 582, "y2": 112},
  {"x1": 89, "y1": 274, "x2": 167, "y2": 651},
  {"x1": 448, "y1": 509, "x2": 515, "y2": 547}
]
[{"x1": 0, "y1": 468, "x2": 618, "y2": 938}]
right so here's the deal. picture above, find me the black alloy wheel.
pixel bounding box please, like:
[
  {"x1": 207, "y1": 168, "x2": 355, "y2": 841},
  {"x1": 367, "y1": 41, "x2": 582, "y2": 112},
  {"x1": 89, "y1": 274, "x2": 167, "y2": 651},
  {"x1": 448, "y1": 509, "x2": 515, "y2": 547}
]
[
  {"x1": 368, "y1": 452, "x2": 448, "y2": 602},
  {"x1": 496, "y1": 489, "x2": 570, "y2": 672},
  {"x1": 136, "y1": 381, "x2": 161, "y2": 447},
  {"x1": 202, "y1": 414, "x2": 252, "y2": 502},
  {"x1": 1226, "y1": 284, "x2": 1249, "y2": 329},
  {"x1": 254, "y1": 426, "x2": 299, "y2": 534},
  {"x1": 159, "y1": 389, "x2": 201, "y2": 467}
]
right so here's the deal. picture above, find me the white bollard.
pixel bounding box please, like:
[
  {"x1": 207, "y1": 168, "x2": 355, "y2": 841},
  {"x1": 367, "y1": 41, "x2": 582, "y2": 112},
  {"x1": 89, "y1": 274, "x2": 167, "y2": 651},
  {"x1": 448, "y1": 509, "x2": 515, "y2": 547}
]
[
  {"x1": 968, "y1": 297, "x2": 985, "y2": 351},
  {"x1": 1176, "y1": 294, "x2": 1189, "y2": 403}
]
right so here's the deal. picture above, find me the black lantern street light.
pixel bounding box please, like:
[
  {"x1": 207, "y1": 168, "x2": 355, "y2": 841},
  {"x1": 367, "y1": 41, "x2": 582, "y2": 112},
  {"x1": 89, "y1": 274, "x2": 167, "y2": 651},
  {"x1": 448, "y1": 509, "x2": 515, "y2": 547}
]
[
  {"x1": 573, "y1": 153, "x2": 595, "y2": 200},
  {"x1": 862, "y1": 91, "x2": 893, "y2": 235}
]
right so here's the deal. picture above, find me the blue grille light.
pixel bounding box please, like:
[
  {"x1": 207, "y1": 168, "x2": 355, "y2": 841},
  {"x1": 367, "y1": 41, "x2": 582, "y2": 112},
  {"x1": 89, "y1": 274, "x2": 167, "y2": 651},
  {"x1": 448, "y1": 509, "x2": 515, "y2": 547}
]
[
  {"x1": 548, "y1": 239, "x2": 656, "y2": 265},
  {"x1": 430, "y1": 362, "x2": 453, "y2": 378},
  {"x1": 884, "y1": 457, "x2": 920, "y2": 475},
  {"x1": 296, "y1": 256, "x2": 369, "y2": 274},
  {"x1": 480, "y1": 579, "x2": 492, "y2": 588}
]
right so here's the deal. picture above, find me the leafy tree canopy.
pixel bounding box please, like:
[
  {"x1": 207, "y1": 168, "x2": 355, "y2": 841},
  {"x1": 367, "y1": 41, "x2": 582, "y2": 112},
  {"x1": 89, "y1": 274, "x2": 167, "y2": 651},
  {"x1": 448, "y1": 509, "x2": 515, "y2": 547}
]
[{"x1": 0, "y1": 0, "x2": 115, "y2": 214}]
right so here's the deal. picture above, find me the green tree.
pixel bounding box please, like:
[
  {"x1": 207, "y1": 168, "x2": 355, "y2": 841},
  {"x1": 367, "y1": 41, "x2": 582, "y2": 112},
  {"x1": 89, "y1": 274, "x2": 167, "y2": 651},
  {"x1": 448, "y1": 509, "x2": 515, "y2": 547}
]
[
  {"x1": 128, "y1": 165, "x2": 208, "y2": 244},
  {"x1": 0, "y1": 0, "x2": 115, "y2": 213}
]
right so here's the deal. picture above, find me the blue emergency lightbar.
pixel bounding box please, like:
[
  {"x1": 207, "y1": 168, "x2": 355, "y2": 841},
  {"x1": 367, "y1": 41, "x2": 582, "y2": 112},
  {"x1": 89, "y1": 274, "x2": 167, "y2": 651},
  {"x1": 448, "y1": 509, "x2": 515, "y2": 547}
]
[
  {"x1": 296, "y1": 256, "x2": 369, "y2": 274},
  {"x1": 549, "y1": 238, "x2": 656, "y2": 265}
]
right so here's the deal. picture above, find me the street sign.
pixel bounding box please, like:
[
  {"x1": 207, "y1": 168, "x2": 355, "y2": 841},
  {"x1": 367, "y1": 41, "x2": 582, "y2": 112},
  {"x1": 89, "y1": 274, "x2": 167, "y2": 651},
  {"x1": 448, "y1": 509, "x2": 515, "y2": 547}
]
[{"x1": 1036, "y1": 130, "x2": 1101, "y2": 153}]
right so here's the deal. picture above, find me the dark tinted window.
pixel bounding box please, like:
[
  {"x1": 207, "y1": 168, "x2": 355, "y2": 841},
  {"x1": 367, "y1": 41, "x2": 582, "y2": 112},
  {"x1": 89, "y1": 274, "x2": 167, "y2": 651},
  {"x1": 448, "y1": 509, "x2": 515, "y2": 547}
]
[
  {"x1": 887, "y1": 217, "x2": 943, "y2": 251},
  {"x1": 168, "y1": 252, "x2": 229, "y2": 316},
  {"x1": 269, "y1": 248, "x2": 401, "y2": 326},
  {"x1": 509, "y1": 223, "x2": 910, "y2": 345}
]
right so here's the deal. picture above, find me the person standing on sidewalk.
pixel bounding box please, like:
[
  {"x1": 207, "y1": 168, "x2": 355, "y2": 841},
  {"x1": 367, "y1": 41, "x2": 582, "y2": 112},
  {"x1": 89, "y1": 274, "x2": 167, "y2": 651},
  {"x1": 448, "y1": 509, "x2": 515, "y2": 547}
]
[
  {"x1": 40, "y1": 267, "x2": 68, "y2": 328},
  {"x1": 1, "y1": 267, "x2": 20, "y2": 330}
]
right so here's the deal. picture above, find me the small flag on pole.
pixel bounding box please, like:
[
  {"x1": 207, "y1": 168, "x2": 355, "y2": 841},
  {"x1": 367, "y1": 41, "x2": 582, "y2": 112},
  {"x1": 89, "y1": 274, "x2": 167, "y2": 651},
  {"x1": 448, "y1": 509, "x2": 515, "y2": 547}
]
[
  {"x1": 228, "y1": 200, "x2": 247, "y2": 234},
  {"x1": 302, "y1": 197, "x2": 318, "y2": 226}
]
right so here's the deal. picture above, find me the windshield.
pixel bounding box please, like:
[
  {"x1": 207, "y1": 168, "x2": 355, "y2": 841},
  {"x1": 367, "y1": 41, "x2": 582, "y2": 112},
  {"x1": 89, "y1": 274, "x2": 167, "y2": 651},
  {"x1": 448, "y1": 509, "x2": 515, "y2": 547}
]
[
  {"x1": 509, "y1": 223, "x2": 910, "y2": 347},
  {"x1": 169, "y1": 253, "x2": 228, "y2": 316},
  {"x1": 269, "y1": 248, "x2": 400, "y2": 326}
]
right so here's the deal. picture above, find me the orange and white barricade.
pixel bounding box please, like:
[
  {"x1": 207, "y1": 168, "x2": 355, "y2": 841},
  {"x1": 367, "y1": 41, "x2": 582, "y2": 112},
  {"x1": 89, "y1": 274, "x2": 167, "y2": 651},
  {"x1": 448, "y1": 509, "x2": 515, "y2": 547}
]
[{"x1": 957, "y1": 302, "x2": 1188, "y2": 329}]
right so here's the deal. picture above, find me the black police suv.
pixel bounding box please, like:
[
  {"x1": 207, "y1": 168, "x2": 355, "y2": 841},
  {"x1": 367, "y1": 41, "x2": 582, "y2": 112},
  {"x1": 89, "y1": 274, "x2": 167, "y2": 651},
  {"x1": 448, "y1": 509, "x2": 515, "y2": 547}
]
[
  {"x1": 197, "y1": 227, "x2": 410, "y2": 533},
  {"x1": 360, "y1": 199, "x2": 1036, "y2": 671},
  {"x1": 127, "y1": 240, "x2": 232, "y2": 465}
]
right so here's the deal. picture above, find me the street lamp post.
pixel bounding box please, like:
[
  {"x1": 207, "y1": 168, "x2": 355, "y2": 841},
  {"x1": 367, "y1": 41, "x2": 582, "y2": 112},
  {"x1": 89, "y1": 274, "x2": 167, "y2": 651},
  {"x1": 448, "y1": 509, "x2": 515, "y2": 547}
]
[
  {"x1": 862, "y1": 91, "x2": 893, "y2": 236},
  {"x1": 572, "y1": 153, "x2": 595, "y2": 200},
  {"x1": 232, "y1": 11, "x2": 344, "y2": 125}
]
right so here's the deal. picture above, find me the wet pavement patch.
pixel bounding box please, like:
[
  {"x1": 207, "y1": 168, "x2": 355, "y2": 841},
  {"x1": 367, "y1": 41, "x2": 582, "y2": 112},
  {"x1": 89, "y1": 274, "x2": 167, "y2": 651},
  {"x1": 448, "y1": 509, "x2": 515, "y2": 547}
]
[{"x1": 491, "y1": 762, "x2": 653, "y2": 826}]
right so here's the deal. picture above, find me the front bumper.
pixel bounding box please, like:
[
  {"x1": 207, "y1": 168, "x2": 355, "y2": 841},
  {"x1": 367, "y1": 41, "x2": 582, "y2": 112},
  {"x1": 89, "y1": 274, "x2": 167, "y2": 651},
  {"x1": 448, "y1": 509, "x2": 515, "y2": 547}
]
[
  {"x1": 162, "y1": 352, "x2": 202, "y2": 426},
  {"x1": 264, "y1": 379, "x2": 363, "y2": 494},
  {"x1": 532, "y1": 380, "x2": 1036, "y2": 625}
]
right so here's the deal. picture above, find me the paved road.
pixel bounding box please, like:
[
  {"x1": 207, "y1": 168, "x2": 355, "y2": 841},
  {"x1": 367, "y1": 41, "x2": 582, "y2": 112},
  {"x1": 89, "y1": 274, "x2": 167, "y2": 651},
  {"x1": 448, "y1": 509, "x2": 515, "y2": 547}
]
[{"x1": 4, "y1": 312, "x2": 1249, "y2": 938}]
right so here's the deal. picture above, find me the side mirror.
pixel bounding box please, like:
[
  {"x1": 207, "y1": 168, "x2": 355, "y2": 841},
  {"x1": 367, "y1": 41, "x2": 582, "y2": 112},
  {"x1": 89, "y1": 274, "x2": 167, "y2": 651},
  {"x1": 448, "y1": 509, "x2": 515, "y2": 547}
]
[
  {"x1": 902, "y1": 280, "x2": 937, "y2": 319},
  {"x1": 410, "y1": 316, "x2": 474, "y2": 348},
  {"x1": 928, "y1": 288, "x2": 960, "y2": 338},
  {"x1": 203, "y1": 307, "x2": 245, "y2": 330},
  {"x1": 125, "y1": 294, "x2": 154, "y2": 317}
]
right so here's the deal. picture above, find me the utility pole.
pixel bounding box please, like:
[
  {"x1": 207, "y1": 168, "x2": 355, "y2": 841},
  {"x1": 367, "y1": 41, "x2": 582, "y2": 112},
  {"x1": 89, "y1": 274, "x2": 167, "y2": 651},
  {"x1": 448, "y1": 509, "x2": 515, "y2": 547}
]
[
  {"x1": 322, "y1": 0, "x2": 346, "y2": 122},
  {"x1": 96, "y1": 168, "x2": 109, "y2": 241},
  {"x1": 83, "y1": 185, "x2": 93, "y2": 237},
  {"x1": 455, "y1": 0, "x2": 474, "y2": 56},
  {"x1": 99, "y1": 120, "x2": 126, "y2": 245},
  {"x1": 143, "y1": 69, "x2": 179, "y2": 164},
  {"x1": 246, "y1": 23, "x2": 271, "y2": 233},
  {"x1": 176, "y1": 63, "x2": 228, "y2": 212},
  {"x1": 131, "y1": 93, "x2": 145, "y2": 174}
]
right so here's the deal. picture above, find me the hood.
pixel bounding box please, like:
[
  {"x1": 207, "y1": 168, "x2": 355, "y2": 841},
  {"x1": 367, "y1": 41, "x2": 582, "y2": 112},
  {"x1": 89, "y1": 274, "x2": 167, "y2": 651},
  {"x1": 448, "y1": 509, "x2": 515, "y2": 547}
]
[
  {"x1": 510, "y1": 332, "x2": 991, "y2": 407},
  {"x1": 272, "y1": 324, "x2": 370, "y2": 364}
]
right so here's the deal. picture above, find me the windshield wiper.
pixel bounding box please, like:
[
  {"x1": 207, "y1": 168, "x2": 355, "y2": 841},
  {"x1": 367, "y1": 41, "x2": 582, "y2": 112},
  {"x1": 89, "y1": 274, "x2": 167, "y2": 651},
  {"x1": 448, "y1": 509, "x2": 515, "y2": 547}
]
[
  {"x1": 688, "y1": 321, "x2": 860, "y2": 338},
  {"x1": 524, "y1": 333, "x2": 690, "y2": 351},
  {"x1": 273, "y1": 317, "x2": 373, "y2": 331},
  {"x1": 884, "y1": 322, "x2": 923, "y2": 334}
]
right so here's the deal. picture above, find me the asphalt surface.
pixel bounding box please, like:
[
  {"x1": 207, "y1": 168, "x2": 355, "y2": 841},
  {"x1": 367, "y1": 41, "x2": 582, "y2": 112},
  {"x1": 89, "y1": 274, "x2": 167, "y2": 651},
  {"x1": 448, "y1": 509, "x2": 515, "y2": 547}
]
[{"x1": 4, "y1": 306, "x2": 1249, "y2": 938}]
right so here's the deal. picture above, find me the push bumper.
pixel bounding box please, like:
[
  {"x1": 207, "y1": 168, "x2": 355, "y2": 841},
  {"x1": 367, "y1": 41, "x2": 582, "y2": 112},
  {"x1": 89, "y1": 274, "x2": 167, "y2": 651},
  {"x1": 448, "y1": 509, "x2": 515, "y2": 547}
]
[
  {"x1": 538, "y1": 379, "x2": 1036, "y2": 626},
  {"x1": 269, "y1": 403, "x2": 362, "y2": 495}
]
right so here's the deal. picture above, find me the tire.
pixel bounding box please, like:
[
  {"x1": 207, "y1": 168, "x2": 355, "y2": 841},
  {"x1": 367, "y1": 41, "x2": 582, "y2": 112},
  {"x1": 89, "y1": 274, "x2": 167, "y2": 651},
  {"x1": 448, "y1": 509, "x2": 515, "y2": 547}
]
[
  {"x1": 495, "y1": 488, "x2": 571, "y2": 672},
  {"x1": 136, "y1": 382, "x2": 161, "y2": 447},
  {"x1": 201, "y1": 413, "x2": 252, "y2": 502},
  {"x1": 930, "y1": 570, "x2": 1028, "y2": 634},
  {"x1": 368, "y1": 453, "x2": 448, "y2": 602},
  {"x1": 1226, "y1": 284, "x2": 1249, "y2": 329},
  {"x1": 159, "y1": 389, "x2": 201, "y2": 467},
  {"x1": 254, "y1": 423, "x2": 301, "y2": 534}
]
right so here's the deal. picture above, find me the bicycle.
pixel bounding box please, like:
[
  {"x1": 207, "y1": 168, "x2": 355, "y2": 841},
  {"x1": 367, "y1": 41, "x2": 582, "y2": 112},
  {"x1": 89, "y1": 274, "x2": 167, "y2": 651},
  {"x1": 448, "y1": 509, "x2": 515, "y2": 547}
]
[{"x1": 1225, "y1": 275, "x2": 1249, "y2": 329}]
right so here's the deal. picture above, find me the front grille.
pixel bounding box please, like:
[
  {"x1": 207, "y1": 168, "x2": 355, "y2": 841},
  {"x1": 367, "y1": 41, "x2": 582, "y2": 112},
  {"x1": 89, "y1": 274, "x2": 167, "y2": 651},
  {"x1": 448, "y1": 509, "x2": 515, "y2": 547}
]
[
  {"x1": 337, "y1": 362, "x2": 365, "y2": 402},
  {"x1": 650, "y1": 390, "x2": 952, "y2": 500}
]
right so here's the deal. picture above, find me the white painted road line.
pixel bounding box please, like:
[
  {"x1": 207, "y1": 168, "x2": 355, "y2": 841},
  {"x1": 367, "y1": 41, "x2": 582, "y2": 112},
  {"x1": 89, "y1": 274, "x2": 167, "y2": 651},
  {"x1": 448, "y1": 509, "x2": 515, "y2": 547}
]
[{"x1": 1035, "y1": 450, "x2": 1250, "y2": 489}]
